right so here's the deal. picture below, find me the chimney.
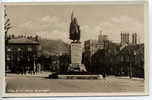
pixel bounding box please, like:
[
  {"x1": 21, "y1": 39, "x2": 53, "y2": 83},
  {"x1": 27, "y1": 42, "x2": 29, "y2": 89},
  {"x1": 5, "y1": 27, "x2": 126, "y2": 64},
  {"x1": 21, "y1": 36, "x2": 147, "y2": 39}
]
[
  {"x1": 132, "y1": 33, "x2": 137, "y2": 45},
  {"x1": 127, "y1": 33, "x2": 129, "y2": 44},
  {"x1": 120, "y1": 32, "x2": 130, "y2": 46}
]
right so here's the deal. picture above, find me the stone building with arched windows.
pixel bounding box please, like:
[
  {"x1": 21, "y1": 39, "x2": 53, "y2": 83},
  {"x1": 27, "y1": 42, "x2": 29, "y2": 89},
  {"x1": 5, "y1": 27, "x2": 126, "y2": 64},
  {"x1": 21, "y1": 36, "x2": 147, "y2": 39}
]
[{"x1": 6, "y1": 37, "x2": 40, "y2": 74}]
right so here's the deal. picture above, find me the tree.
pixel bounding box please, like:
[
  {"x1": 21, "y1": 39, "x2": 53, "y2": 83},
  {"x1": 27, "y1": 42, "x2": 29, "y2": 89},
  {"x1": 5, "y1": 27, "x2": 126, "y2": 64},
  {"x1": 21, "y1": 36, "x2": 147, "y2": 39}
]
[
  {"x1": 5, "y1": 5, "x2": 11, "y2": 73},
  {"x1": 4, "y1": 5, "x2": 11, "y2": 39},
  {"x1": 91, "y1": 49, "x2": 106, "y2": 74}
]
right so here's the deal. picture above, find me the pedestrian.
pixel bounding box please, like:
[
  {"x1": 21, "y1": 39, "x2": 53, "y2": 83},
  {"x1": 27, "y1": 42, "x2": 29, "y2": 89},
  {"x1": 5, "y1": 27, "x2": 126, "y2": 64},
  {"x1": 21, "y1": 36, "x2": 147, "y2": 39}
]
[
  {"x1": 103, "y1": 72, "x2": 106, "y2": 79},
  {"x1": 37, "y1": 63, "x2": 41, "y2": 73}
]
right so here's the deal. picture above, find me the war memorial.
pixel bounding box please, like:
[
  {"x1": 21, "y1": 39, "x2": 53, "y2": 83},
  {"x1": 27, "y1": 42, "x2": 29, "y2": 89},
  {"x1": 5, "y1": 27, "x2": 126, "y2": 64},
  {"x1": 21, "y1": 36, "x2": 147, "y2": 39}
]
[
  {"x1": 67, "y1": 12, "x2": 86, "y2": 73},
  {"x1": 57, "y1": 12, "x2": 102, "y2": 79}
]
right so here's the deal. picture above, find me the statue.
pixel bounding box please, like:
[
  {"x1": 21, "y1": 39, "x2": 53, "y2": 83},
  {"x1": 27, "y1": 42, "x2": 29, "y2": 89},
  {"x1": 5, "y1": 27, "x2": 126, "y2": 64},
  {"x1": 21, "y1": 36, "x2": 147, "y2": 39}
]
[
  {"x1": 68, "y1": 12, "x2": 87, "y2": 73},
  {"x1": 69, "y1": 12, "x2": 80, "y2": 42}
]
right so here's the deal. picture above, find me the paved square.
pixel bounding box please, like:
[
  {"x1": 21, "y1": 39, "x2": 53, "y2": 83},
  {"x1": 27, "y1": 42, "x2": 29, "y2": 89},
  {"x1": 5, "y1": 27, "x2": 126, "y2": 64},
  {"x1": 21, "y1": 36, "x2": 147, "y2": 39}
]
[{"x1": 6, "y1": 73, "x2": 144, "y2": 93}]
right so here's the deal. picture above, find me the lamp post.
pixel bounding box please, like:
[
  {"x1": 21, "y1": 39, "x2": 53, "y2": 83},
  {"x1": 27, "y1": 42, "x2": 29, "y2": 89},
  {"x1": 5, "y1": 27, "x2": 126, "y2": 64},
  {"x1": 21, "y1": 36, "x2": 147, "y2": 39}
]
[
  {"x1": 133, "y1": 50, "x2": 136, "y2": 78},
  {"x1": 129, "y1": 50, "x2": 136, "y2": 79},
  {"x1": 129, "y1": 49, "x2": 132, "y2": 79},
  {"x1": 33, "y1": 55, "x2": 36, "y2": 74}
]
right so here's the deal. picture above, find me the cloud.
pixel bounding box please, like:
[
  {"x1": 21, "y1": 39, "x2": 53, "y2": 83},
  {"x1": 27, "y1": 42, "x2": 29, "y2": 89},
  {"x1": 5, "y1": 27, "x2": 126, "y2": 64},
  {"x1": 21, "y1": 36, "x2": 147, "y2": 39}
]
[
  {"x1": 40, "y1": 16, "x2": 68, "y2": 31},
  {"x1": 41, "y1": 16, "x2": 59, "y2": 25},
  {"x1": 35, "y1": 30, "x2": 70, "y2": 43},
  {"x1": 39, "y1": 16, "x2": 69, "y2": 41},
  {"x1": 80, "y1": 15, "x2": 144, "y2": 43},
  {"x1": 14, "y1": 15, "x2": 69, "y2": 42},
  {"x1": 9, "y1": 15, "x2": 144, "y2": 44},
  {"x1": 109, "y1": 16, "x2": 144, "y2": 43},
  {"x1": 21, "y1": 21, "x2": 33, "y2": 28},
  {"x1": 48, "y1": 30, "x2": 69, "y2": 42},
  {"x1": 81, "y1": 25, "x2": 100, "y2": 41}
]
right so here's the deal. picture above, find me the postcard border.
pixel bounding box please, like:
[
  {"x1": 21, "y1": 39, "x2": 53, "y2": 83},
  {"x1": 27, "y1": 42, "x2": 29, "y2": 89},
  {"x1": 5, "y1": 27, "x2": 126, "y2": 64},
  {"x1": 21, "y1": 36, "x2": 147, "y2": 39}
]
[{"x1": 0, "y1": 0, "x2": 149, "y2": 97}]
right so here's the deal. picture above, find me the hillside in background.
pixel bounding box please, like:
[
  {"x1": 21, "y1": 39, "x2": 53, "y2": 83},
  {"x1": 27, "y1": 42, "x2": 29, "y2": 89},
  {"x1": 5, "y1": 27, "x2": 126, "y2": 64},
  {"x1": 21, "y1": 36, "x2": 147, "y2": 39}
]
[{"x1": 39, "y1": 39, "x2": 70, "y2": 56}]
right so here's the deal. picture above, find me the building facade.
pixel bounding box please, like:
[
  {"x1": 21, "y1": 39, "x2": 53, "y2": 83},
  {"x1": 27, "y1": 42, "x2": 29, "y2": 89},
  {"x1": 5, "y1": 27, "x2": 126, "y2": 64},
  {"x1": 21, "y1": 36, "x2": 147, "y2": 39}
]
[
  {"x1": 83, "y1": 31, "x2": 110, "y2": 73},
  {"x1": 6, "y1": 36, "x2": 40, "y2": 74},
  {"x1": 117, "y1": 44, "x2": 144, "y2": 78},
  {"x1": 83, "y1": 40, "x2": 98, "y2": 72}
]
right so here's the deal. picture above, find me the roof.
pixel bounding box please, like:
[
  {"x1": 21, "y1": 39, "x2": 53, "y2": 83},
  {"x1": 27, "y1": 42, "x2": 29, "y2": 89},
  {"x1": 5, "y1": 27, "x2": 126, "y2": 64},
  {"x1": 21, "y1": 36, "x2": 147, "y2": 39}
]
[
  {"x1": 7, "y1": 38, "x2": 39, "y2": 45},
  {"x1": 119, "y1": 44, "x2": 144, "y2": 55}
]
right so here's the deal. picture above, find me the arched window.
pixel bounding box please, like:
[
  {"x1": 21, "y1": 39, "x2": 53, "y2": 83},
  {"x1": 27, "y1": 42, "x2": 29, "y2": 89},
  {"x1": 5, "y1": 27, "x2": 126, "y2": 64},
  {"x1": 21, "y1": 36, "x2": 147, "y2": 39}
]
[
  {"x1": 7, "y1": 55, "x2": 10, "y2": 61},
  {"x1": 7, "y1": 48, "x2": 12, "y2": 52},
  {"x1": 28, "y1": 48, "x2": 32, "y2": 52},
  {"x1": 18, "y1": 48, "x2": 21, "y2": 52}
]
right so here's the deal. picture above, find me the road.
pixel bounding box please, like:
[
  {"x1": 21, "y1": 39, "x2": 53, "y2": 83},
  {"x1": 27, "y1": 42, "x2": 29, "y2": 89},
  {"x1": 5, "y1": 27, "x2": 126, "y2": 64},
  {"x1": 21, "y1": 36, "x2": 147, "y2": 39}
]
[{"x1": 6, "y1": 74, "x2": 144, "y2": 93}]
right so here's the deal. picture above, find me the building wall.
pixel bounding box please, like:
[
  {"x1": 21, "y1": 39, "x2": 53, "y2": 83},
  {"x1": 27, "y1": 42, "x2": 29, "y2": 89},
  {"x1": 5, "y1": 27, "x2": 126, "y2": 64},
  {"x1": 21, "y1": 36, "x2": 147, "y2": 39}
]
[
  {"x1": 6, "y1": 44, "x2": 39, "y2": 73},
  {"x1": 84, "y1": 40, "x2": 98, "y2": 56},
  {"x1": 117, "y1": 44, "x2": 144, "y2": 78}
]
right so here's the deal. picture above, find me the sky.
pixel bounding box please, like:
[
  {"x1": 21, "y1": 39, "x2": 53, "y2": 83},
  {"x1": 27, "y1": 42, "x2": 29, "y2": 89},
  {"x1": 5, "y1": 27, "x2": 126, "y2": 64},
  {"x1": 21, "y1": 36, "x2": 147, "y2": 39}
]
[{"x1": 6, "y1": 4, "x2": 145, "y2": 43}]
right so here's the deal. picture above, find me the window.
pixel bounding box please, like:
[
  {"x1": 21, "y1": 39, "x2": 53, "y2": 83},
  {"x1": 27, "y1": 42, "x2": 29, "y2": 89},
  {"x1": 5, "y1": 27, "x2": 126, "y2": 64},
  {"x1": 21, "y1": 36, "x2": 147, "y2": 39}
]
[
  {"x1": 18, "y1": 48, "x2": 21, "y2": 52},
  {"x1": 28, "y1": 47, "x2": 32, "y2": 52},
  {"x1": 7, "y1": 48, "x2": 12, "y2": 52}
]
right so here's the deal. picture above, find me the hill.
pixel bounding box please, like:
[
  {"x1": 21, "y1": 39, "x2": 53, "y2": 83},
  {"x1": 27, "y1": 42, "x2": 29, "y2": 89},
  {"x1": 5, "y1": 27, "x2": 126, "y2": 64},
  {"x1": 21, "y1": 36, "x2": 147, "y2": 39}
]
[{"x1": 39, "y1": 39, "x2": 70, "y2": 56}]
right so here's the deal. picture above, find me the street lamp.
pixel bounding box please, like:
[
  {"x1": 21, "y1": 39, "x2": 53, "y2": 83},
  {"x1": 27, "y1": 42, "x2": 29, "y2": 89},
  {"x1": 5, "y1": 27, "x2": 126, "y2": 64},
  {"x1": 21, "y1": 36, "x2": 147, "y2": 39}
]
[
  {"x1": 129, "y1": 50, "x2": 136, "y2": 79},
  {"x1": 129, "y1": 48, "x2": 132, "y2": 79},
  {"x1": 133, "y1": 50, "x2": 137, "y2": 77}
]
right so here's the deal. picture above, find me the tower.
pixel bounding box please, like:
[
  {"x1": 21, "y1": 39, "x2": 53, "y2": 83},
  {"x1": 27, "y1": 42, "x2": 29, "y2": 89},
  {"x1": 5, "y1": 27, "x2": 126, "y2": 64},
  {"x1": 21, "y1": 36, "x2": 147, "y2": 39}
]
[
  {"x1": 121, "y1": 32, "x2": 129, "y2": 46},
  {"x1": 98, "y1": 30, "x2": 103, "y2": 43},
  {"x1": 132, "y1": 33, "x2": 137, "y2": 45}
]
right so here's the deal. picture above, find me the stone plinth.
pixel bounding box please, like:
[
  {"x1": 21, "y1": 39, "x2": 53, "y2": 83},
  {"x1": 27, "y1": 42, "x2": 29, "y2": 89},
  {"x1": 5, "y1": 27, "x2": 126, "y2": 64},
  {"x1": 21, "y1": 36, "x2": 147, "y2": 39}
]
[
  {"x1": 68, "y1": 42, "x2": 86, "y2": 72},
  {"x1": 71, "y1": 43, "x2": 82, "y2": 64}
]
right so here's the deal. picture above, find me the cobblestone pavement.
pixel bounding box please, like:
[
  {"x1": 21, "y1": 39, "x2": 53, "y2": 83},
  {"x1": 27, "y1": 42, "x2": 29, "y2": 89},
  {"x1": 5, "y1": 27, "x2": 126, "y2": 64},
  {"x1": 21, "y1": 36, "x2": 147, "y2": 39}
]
[{"x1": 5, "y1": 73, "x2": 144, "y2": 93}]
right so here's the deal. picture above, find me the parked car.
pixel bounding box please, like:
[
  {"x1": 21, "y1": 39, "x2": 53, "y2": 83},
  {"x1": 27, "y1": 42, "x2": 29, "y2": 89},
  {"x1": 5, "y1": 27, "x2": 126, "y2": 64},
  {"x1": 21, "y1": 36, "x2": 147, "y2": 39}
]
[{"x1": 48, "y1": 72, "x2": 58, "y2": 79}]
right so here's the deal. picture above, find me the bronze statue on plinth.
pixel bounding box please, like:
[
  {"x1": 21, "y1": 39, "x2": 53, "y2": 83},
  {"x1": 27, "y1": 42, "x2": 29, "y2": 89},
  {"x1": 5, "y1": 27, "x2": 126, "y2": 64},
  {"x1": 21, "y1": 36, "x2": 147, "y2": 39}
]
[
  {"x1": 68, "y1": 12, "x2": 87, "y2": 73},
  {"x1": 69, "y1": 12, "x2": 80, "y2": 43}
]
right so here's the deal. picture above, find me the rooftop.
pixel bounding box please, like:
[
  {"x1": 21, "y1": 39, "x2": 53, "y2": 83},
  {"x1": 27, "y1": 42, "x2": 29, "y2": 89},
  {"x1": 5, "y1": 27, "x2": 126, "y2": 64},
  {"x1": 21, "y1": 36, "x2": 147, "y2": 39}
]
[{"x1": 7, "y1": 38, "x2": 39, "y2": 45}]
